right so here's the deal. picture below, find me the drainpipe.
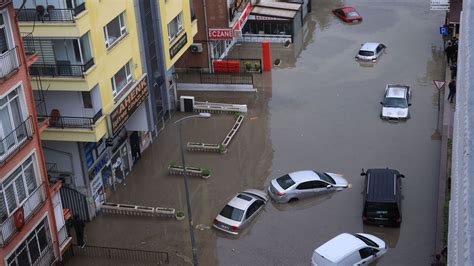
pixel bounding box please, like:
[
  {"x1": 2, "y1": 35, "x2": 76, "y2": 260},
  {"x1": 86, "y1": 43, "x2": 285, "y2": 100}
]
[{"x1": 202, "y1": 0, "x2": 212, "y2": 71}]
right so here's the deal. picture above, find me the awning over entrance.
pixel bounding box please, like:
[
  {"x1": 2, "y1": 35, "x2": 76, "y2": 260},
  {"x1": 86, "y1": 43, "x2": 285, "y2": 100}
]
[
  {"x1": 251, "y1": 2, "x2": 301, "y2": 20},
  {"x1": 448, "y1": 0, "x2": 462, "y2": 24}
]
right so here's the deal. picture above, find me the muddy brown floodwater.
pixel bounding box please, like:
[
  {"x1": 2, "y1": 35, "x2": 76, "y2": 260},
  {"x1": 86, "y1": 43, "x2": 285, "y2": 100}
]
[{"x1": 69, "y1": 0, "x2": 445, "y2": 265}]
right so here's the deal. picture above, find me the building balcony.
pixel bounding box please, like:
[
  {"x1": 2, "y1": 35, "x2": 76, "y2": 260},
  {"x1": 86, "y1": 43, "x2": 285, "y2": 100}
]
[
  {"x1": 16, "y1": 3, "x2": 86, "y2": 23},
  {"x1": 40, "y1": 109, "x2": 102, "y2": 130},
  {"x1": 0, "y1": 46, "x2": 20, "y2": 80},
  {"x1": 0, "y1": 183, "x2": 47, "y2": 247},
  {"x1": 29, "y1": 58, "x2": 94, "y2": 78},
  {"x1": 0, "y1": 116, "x2": 34, "y2": 165},
  {"x1": 0, "y1": 0, "x2": 12, "y2": 9}
]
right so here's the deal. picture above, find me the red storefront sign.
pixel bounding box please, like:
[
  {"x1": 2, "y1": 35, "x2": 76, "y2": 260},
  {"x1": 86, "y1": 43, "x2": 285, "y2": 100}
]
[
  {"x1": 213, "y1": 61, "x2": 241, "y2": 73},
  {"x1": 233, "y1": 3, "x2": 252, "y2": 30},
  {"x1": 209, "y1": 29, "x2": 234, "y2": 40}
]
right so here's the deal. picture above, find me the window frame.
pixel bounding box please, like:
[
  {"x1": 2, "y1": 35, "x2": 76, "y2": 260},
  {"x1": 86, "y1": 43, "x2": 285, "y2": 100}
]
[
  {"x1": 0, "y1": 83, "x2": 28, "y2": 154},
  {"x1": 167, "y1": 12, "x2": 184, "y2": 43},
  {"x1": 0, "y1": 9, "x2": 15, "y2": 54},
  {"x1": 103, "y1": 12, "x2": 127, "y2": 49},
  {"x1": 0, "y1": 153, "x2": 40, "y2": 223},
  {"x1": 111, "y1": 61, "x2": 133, "y2": 98}
]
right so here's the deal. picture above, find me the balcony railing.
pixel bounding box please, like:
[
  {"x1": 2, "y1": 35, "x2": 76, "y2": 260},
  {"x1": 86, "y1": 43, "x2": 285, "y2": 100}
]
[
  {"x1": 16, "y1": 3, "x2": 86, "y2": 23},
  {"x1": 0, "y1": 183, "x2": 47, "y2": 246},
  {"x1": 29, "y1": 58, "x2": 94, "y2": 77},
  {"x1": 0, "y1": 116, "x2": 34, "y2": 164},
  {"x1": 0, "y1": 46, "x2": 20, "y2": 79},
  {"x1": 40, "y1": 109, "x2": 103, "y2": 130}
]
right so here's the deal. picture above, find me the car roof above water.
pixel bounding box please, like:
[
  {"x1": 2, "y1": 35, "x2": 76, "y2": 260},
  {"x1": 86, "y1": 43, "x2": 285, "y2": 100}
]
[
  {"x1": 386, "y1": 85, "x2": 409, "y2": 99},
  {"x1": 315, "y1": 233, "x2": 366, "y2": 263},
  {"x1": 366, "y1": 168, "x2": 400, "y2": 203},
  {"x1": 288, "y1": 170, "x2": 321, "y2": 183},
  {"x1": 360, "y1": 42, "x2": 380, "y2": 52}
]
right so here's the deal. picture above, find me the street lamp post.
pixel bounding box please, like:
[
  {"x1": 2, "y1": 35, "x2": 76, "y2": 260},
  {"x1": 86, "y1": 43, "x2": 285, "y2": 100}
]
[{"x1": 174, "y1": 112, "x2": 211, "y2": 266}]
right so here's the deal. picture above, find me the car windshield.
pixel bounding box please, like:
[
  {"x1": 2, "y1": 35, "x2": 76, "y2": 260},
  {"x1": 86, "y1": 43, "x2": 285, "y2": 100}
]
[
  {"x1": 220, "y1": 205, "x2": 244, "y2": 221},
  {"x1": 353, "y1": 234, "x2": 379, "y2": 248},
  {"x1": 359, "y1": 50, "x2": 374, "y2": 56},
  {"x1": 276, "y1": 174, "x2": 295, "y2": 189},
  {"x1": 383, "y1": 97, "x2": 408, "y2": 108},
  {"x1": 347, "y1": 11, "x2": 359, "y2": 17},
  {"x1": 315, "y1": 171, "x2": 336, "y2": 184}
]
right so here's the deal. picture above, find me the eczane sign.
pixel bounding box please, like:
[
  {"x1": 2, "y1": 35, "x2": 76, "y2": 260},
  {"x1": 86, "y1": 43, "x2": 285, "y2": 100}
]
[{"x1": 209, "y1": 28, "x2": 234, "y2": 40}]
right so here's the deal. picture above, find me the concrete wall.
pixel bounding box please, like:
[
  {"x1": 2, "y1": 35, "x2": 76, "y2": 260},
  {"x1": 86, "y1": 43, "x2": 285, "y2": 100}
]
[{"x1": 448, "y1": 0, "x2": 474, "y2": 264}]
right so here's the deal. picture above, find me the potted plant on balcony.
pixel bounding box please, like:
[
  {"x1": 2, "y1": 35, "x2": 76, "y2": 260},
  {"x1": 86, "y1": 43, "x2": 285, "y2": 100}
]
[
  {"x1": 245, "y1": 62, "x2": 252, "y2": 72},
  {"x1": 175, "y1": 210, "x2": 185, "y2": 221}
]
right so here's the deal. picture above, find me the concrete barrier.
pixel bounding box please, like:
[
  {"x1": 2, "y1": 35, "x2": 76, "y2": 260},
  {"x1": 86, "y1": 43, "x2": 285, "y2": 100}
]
[
  {"x1": 194, "y1": 101, "x2": 248, "y2": 114},
  {"x1": 100, "y1": 202, "x2": 176, "y2": 218}
]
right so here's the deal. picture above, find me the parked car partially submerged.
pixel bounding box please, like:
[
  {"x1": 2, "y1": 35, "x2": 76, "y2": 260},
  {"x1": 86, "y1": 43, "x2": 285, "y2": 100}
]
[
  {"x1": 213, "y1": 189, "x2": 268, "y2": 235},
  {"x1": 311, "y1": 233, "x2": 387, "y2": 265},
  {"x1": 380, "y1": 84, "x2": 411, "y2": 120},
  {"x1": 268, "y1": 170, "x2": 348, "y2": 203},
  {"x1": 332, "y1": 7, "x2": 363, "y2": 24},
  {"x1": 356, "y1": 42, "x2": 386, "y2": 62}
]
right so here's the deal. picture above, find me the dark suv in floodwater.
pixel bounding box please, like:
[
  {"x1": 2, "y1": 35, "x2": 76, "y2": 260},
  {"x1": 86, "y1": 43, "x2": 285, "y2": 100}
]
[{"x1": 361, "y1": 168, "x2": 405, "y2": 227}]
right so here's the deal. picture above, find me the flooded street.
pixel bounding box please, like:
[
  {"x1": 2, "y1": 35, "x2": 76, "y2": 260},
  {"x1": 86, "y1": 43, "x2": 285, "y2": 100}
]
[{"x1": 76, "y1": 0, "x2": 445, "y2": 265}]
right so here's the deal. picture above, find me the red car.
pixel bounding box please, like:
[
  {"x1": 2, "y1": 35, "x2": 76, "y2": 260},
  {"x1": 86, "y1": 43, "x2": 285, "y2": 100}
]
[{"x1": 332, "y1": 7, "x2": 363, "y2": 23}]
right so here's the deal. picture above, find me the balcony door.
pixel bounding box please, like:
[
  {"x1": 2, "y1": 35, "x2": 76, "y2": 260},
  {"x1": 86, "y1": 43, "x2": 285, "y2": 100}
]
[
  {"x1": 0, "y1": 10, "x2": 14, "y2": 55},
  {"x1": 0, "y1": 87, "x2": 27, "y2": 156}
]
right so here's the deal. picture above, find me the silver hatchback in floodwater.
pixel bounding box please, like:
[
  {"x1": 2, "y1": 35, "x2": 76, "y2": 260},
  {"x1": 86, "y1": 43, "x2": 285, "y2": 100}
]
[
  {"x1": 268, "y1": 170, "x2": 349, "y2": 203},
  {"x1": 355, "y1": 42, "x2": 386, "y2": 62}
]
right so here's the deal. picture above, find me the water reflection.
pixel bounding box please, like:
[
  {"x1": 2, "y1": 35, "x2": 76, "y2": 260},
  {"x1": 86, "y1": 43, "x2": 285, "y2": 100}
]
[{"x1": 271, "y1": 192, "x2": 335, "y2": 212}]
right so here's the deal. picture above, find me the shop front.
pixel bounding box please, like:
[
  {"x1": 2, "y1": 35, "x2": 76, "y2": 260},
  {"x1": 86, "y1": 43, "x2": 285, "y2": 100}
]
[{"x1": 105, "y1": 74, "x2": 151, "y2": 194}]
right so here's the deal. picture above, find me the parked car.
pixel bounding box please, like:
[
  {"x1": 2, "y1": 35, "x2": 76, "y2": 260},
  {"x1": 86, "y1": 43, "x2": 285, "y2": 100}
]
[
  {"x1": 213, "y1": 189, "x2": 268, "y2": 235},
  {"x1": 361, "y1": 168, "x2": 405, "y2": 227},
  {"x1": 380, "y1": 84, "x2": 411, "y2": 120},
  {"x1": 332, "y1": 7, "x2": 363, "y2": 23},
  {"x1": 355, "y1": 42, "x2": 386, "y2": 62},
  {"x1": 268, "y1": 170, "x2": 348, "y2": 203},
  {"x1": 311, "y1": 233, "x2": 387, "y2": 265}
]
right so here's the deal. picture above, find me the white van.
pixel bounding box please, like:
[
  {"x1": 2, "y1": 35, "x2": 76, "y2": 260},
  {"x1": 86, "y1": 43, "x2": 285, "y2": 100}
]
[{"x1": 311, "y1": 233, "x2": 387, "y2": 265}]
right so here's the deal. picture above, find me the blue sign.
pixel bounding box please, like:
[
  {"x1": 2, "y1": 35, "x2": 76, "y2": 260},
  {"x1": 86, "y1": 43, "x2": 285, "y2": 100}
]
[{"x1": 440, "y1": 26, "x2": 449, "y2": 36}]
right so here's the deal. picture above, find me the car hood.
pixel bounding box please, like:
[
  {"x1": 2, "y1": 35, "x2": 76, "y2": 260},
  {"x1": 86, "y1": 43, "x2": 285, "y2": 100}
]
[
  {"x1": 382, "y1": 107, "x2": 408, "y2": 118},
  {"x1": 356, "y1": 233, "x2": 387, "y2": 249},
  {"x1": 326, "y1": 173, "x2": 349, "y2": 187}
]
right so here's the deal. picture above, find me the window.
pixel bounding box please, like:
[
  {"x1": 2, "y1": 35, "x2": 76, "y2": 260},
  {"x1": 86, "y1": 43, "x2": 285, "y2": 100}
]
[
  {"x1": 167, "y1": 12, "x2": 183, "y2": 42},
  {"x1": 0, "y1": 86, "x2": 26, "y2": 156},
  {"x1": 276, "y1": 174, "x2": 295, "y2": 190},
  {"x1": 1, "y1": 11, "x2": 13, "y2": 54},
  {"x1": 0, "y1": 155, "x2": 39, "y2": 223},
  {"x1": 104, "y1": 13, "x2": 127, "y2": 48},
  {"x1": 7, "y1": 218, "x2": 51, "y2": 266},
  {"x1": 82, "y1": 91, "x2": 93, "y2": 108},
  {"x1": 219, "y1": 205, "x2": 244, "y2": 222},
  {"x1": 296, "y1": 181, "x2": 317, "y2": 190},
  {"x1": 359, "y1": 247, "x2": 376, "y2": 259},
  {"x1": 245, "y1": 200, "x2": 264, "y2": 219},
  {"x1": 315, "y1": 171, "x2": 336, "y2": 185},
  {"x1": 111, "y1": 61, "x2": 132, "y2": 97}
]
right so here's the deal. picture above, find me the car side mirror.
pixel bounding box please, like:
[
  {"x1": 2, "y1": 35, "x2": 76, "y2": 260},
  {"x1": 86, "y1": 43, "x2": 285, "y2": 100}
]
[
  {"x1": 326, "y1": 185, "x2": 332, "y2": 189},
  {"x1": 360, "y1": 169, "x2": 366, "y2": 176},
  {"x1": 380, "y1": 102, "x2": 383, "y2": 105},
  {"x1": 398, "y1": 174, "x2": 405, "y2": 178},
  {"x1": 408, "y1": 103, "x2": 412, "y2": 106}
]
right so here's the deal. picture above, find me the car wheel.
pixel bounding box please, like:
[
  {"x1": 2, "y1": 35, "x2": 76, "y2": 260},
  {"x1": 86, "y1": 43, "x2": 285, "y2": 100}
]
[{"x1": 288, "y1": 198, "x2": 299, "y2": 203}]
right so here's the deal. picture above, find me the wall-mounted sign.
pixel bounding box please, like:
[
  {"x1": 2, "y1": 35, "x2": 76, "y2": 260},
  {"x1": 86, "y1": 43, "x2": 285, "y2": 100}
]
[
  {"x1": 209, "y1": 28, "x2": 234, "y2": 40},
  {"x1": 430, "y1": 0, "x2": 449, "y2": 10},
  {"x1": 233, "y1": 3, "x2": 252, "y2": 30},
  {"x1": 110, "y1": 74, "x2": 149, "y2": 136},
  {"x1": 170, "y1": 33, "x2": 188, "y2": 59}
]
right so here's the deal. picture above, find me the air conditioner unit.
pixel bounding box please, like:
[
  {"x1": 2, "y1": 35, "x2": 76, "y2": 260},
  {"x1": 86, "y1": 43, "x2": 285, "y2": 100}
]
[{"x1": 190, "y1": 43, "x2": 203, "y2": 53}]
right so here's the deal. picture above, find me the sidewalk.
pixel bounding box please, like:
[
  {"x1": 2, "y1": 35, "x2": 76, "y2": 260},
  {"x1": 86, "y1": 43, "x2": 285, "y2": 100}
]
[{"x1": 434, "y1": 60, "x2": 455, "y2": 260}]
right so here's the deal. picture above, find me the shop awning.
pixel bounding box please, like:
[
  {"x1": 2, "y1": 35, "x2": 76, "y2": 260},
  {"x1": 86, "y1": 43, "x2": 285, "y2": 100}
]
[
  {"x1": 251, "y1": 2, "x2": 301, "y2": 20},
  {"x1": 448, "y1": 0, "x2": 462, "y2": 24}
]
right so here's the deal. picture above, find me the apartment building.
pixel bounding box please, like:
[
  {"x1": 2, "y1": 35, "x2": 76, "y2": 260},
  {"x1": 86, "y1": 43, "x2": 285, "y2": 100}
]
[
  {"x1": 0, "y1": 0, "x2": 70, "y2": 264},
  {"x1": 13, "y1": 0, "x2": 154, "y2": 220}
]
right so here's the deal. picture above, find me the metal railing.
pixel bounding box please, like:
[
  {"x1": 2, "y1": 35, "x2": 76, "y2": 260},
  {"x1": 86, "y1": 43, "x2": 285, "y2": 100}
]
[
  {"x1": 21, "y1": 32, "x2": 37, "y2": 56},
  {"x1": 0, "y1": 46, "x2": 20, "y2": 79},
  {"x1": 58, "y1": 223, "x2": 69, "y2": 247},
  {"x1": 0, "y1": 116, "x2": 34, "y2": 164},
  {"x1": 29, "y1": 58, "x2": 94, "y2": 77},
  {"x1": 40, "y1": 109, "x2": 102, "y2": 130},
  {"x1": 16, "y1": 3, "x2": 86, "y2": 23},
  {"x1": 0, "y1": 183, "x2": 46, "y2": 246},
  {"x1": 68, "y1": 244, "x2": 169, "y2": 264},
  {"x1": 176, "y1": 69, "x2": 254, "y2": 85}
]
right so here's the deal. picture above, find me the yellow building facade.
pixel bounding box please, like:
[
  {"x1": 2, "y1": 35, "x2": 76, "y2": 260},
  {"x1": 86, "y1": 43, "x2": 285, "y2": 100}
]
[{"x1": 159, "y1": 0, "x2": 198, "y2": 70}]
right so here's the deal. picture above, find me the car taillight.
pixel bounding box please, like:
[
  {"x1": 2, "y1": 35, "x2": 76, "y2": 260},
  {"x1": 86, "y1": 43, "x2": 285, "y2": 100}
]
[
  {"x1": 213, "y1": 219, "x2": 219, "y2": 225},
  {"x1": 276, "y1": 191, "x2": 285, "y2": 196},
  {"x1": 231, "y1": 226, "x2": 240, "y2": 232},
  {"x1": 396, "y1": 217, "x2": 401, "y2": 223},
  {"x1": 362, "y1": 216, "x2": 367, "y2": 221}
]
